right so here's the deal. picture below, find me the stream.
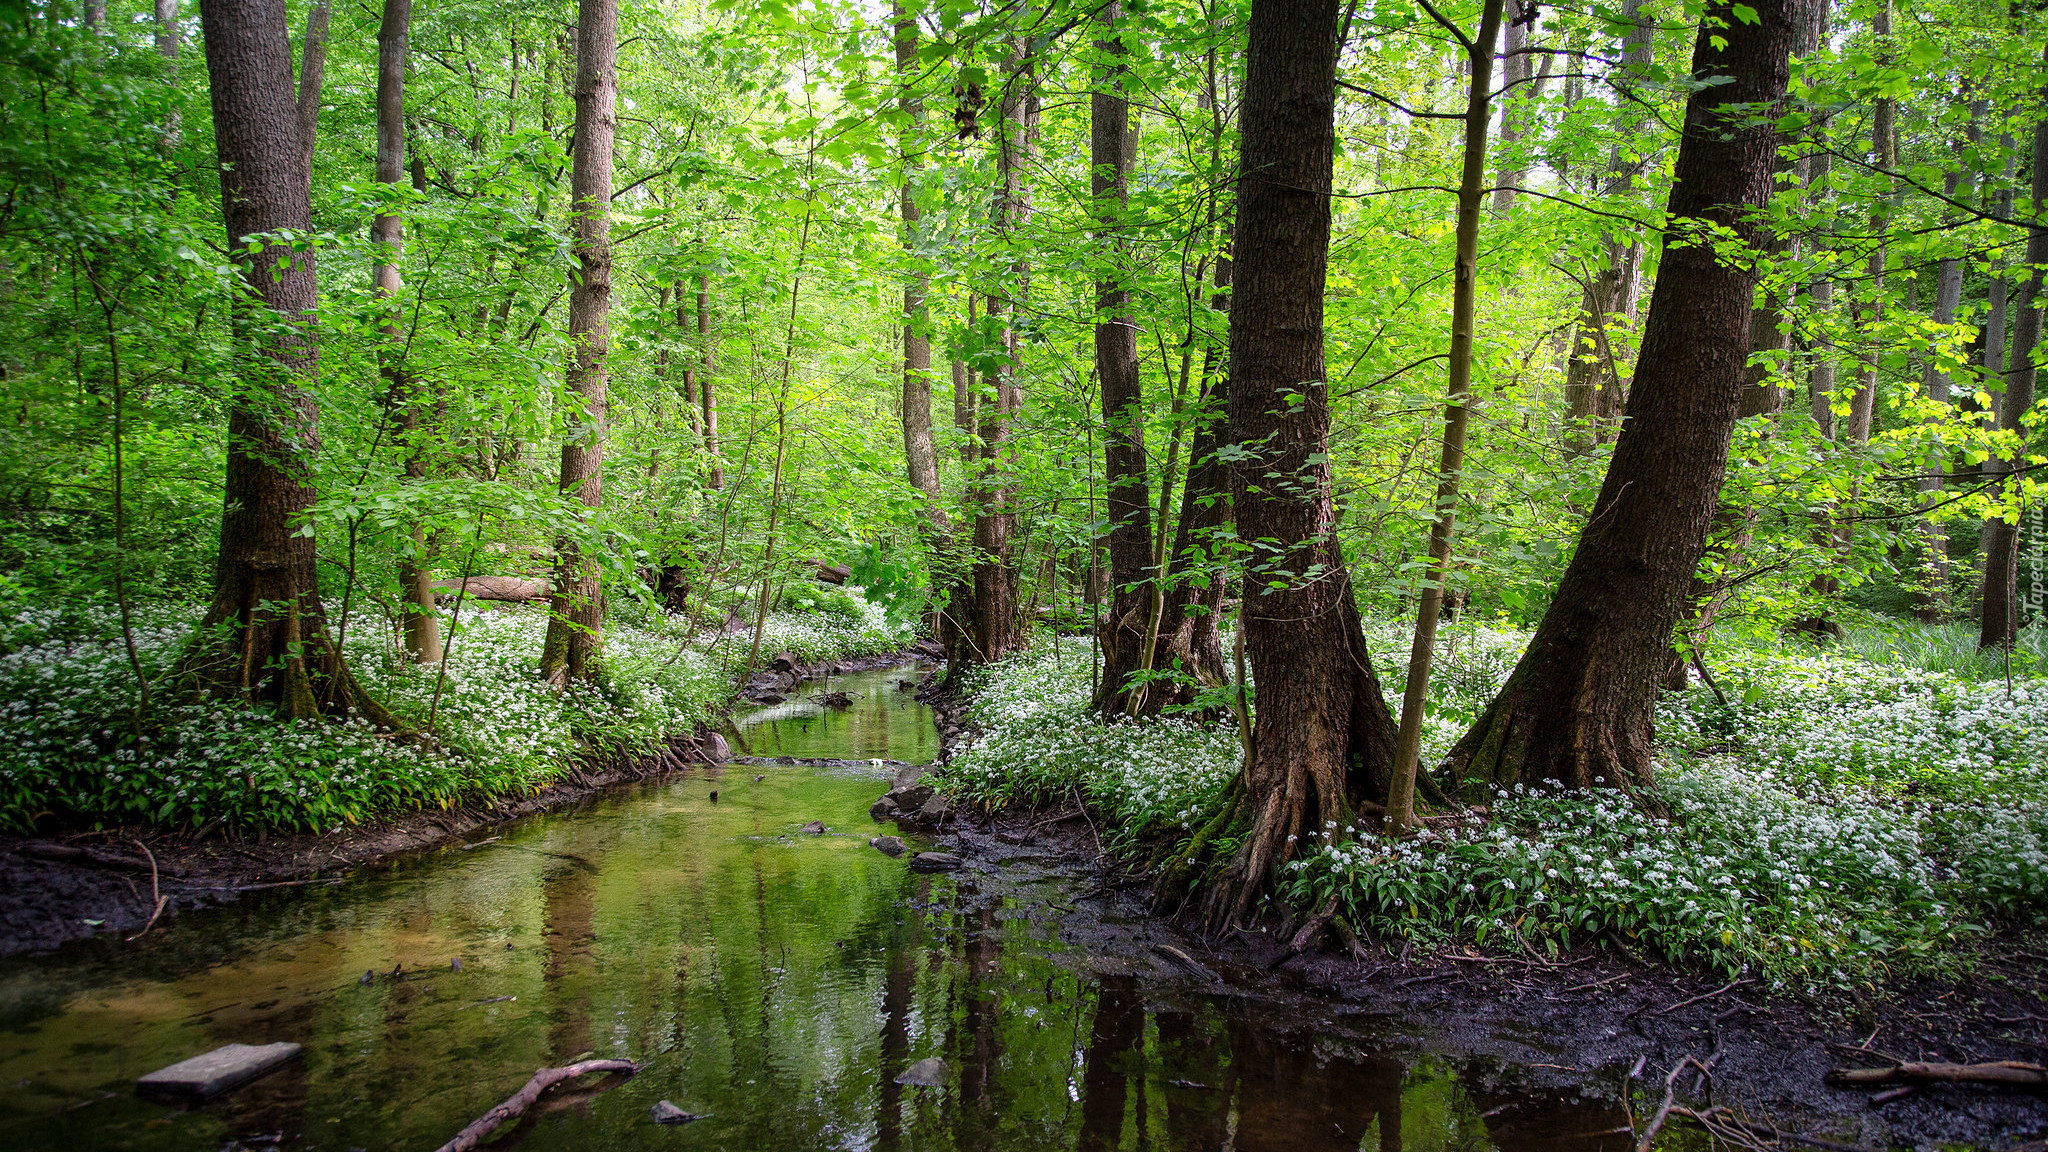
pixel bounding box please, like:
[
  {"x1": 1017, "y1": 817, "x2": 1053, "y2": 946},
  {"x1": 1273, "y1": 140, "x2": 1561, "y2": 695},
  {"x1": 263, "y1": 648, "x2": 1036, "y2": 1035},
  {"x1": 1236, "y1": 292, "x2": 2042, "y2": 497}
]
[{"x1": 0, "y1": 665, "x2": 1638, "y2": 1151}]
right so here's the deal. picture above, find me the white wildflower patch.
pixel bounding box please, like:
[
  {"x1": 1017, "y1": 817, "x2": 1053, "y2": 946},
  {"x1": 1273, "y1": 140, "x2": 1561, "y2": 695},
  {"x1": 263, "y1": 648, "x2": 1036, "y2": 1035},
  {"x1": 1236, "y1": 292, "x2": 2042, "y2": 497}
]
[
  {"x1": 0, "y1": 594, "x2": 913, "y2": 834},
  {"x1": 941, "y1": 620, "x2": 2045, "y2": 989}
]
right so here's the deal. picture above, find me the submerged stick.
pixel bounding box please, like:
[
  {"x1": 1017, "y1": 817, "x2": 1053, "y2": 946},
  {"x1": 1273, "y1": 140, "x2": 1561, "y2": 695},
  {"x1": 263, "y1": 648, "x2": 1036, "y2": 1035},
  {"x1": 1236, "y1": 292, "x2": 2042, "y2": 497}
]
[{"x1": 434, "y1": 1059, "x2": 639, "y2": 1152}]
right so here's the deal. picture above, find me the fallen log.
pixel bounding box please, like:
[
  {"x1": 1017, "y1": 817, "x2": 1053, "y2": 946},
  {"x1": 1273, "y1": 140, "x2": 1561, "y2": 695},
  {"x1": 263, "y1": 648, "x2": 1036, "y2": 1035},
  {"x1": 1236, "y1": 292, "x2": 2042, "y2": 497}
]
[
  {"x1": 1830, "y1": 1060, "x2": 2046, "y2": 1089},
  {"x1": 433, "y1": 1059, "x2": 639, "y2": 1152},
  {"x1": 433, "y1": 576, "x2": 550, "y2": 603}
]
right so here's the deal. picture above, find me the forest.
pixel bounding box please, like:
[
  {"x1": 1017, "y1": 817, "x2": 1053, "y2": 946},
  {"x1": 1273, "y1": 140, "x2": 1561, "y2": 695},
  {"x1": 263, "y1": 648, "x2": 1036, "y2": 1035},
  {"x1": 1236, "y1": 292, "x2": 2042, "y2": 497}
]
[{"x1": 3, "y1": 0, "x2": 2048, "y2": 1104}]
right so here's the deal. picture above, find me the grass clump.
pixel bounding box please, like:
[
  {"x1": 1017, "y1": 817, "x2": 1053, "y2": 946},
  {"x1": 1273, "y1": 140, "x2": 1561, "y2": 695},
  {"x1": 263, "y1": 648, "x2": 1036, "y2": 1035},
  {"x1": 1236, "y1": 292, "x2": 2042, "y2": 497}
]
[{"x1": 0, "y1": 593, "x2": 913, "y2": 834}]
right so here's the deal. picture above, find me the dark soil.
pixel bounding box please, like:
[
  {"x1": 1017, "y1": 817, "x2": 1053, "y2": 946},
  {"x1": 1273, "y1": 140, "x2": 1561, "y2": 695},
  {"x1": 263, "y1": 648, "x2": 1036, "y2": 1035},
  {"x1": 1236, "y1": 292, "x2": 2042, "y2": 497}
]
[{"x1": 0, "y1": 647, "x2": 930, "y2": 958}]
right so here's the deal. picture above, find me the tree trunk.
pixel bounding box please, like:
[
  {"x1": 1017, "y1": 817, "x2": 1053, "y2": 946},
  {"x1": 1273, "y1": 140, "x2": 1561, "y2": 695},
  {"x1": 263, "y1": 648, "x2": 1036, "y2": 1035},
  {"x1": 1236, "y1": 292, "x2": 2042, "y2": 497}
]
[
  {"x1": 1091, "y1": 2, "x2": 1153, "y2": 715},
  {"x1": 1978, "y1": 69, "x2": 2048, "y2": 650},
  {"x1": 538, "y1": 0, "x2": 616, "y2": 687},
  {"x1": 1152, "y1": 241, "x2": 1234, "y2": 704},
  {"x1": 955, "y1": 42, "x2": 1034, "y2": 672},
  {"x1": 896, "y1": 5, "x2": 948, "y2": 541},
  {"x1": 186, "y1": 0, "x2": 395, "y2": 726},
  {"x1": 895, "y1": 4, "x2": 962, "y2": 646},
  {"x1": 1387, "y1": 0, "x2": 1506, "y2": 832},
  {"x1": 1560, "y1": 0, "x2": 1651, "y2": 453},
  {"x1": 952, "y1": 296, "x2": 976, "y2": 464},
  {"x1": 698, "y1": 274, "x2": 722, "y2": 489},
  {"x1": 373, "y1": 0, "x2": 439, "y2": 666},
  {"x1": 1442, "y1": 0, "x2": 1797, "y2": 795},
  {"x1": 295, "y1": 0, "x2": 330, "y2": 171},
  {"x1": 1190, "y1": 0, "x2": 1402, "y2": 926},
  {"x1": 1914, "y1": 100, "x2": 1981, "y2": 622},
  {"x1": 1846, "y1": 1, "x2": 1893, "y2": 446}
]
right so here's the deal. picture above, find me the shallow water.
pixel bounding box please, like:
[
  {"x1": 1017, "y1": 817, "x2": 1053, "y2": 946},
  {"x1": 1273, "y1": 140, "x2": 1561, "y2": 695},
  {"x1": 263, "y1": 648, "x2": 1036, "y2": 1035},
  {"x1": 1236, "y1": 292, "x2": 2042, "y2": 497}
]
[{"x1": 0, "y1": 665, "x2": 1636, "y2": 1151}]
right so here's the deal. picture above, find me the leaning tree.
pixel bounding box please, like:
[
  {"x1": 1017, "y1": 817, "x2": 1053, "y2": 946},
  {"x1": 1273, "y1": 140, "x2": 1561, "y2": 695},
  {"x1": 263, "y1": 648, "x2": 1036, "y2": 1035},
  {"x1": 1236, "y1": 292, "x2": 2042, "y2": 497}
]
[
  {"x1": 185, "y1": 0, "x2": 397, "y2": 724},
  {"x1": 1440, "y1": 0, "x2": 1800, "y2": 794}
]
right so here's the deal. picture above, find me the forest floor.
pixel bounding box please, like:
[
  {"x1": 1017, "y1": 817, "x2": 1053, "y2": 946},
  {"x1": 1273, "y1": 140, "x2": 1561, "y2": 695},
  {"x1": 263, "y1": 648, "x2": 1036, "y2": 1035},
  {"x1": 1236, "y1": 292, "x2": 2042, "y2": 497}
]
[{"x1": 0, "y1": 647, "x2": 925, "y2": 957}]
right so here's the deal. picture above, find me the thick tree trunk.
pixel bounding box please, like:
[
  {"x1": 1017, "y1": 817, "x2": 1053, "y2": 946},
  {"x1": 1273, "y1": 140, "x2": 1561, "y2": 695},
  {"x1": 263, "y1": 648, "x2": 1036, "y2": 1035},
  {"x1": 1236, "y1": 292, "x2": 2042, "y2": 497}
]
[
  {"x1": 374, "y1": 0, "x2": 439, "y2": 666},
  {"x1": 1091, "y1": 2, "x2": 1153, "y2": 715},
  {"x1": 1442, "y1": 0, "x2": 1797, "y2": 795},
  {"x1": 1190, "y1": 0, "x2": 1401, "y2": 926},
  {"x1": 187, "y1": 0, "x2": 394, "y2": 726},
  {"x1": 1978, "y1": 75, "x2": 2048, "y2": 650},
  {"x1": 539, "y1": 0, "x2": 616, "y2": 687}
]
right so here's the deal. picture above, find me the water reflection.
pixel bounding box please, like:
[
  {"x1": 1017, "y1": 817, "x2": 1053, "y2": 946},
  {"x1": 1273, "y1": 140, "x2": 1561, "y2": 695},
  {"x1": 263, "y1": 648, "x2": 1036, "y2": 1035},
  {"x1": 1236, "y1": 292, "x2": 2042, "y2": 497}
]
[
  {"x1": 0, "y1": 667, "x2": 1637, "y2": 1151},
  {"x1": 732, "y1": 664, "x2": 940, "y2": 762}
]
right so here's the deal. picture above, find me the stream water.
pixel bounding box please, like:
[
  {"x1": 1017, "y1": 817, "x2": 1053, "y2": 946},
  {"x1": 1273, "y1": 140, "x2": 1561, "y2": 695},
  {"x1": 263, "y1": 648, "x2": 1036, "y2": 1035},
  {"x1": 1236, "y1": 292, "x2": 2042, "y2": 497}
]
[{"x1": 0, "y1": 666, "x2": 1638, "y2": 1151}]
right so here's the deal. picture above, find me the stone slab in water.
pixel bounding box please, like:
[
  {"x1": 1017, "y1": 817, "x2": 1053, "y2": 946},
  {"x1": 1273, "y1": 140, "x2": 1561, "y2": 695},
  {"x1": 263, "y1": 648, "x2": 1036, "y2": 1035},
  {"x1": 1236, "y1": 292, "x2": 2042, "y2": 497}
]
[
  {"x1": 137, "y1": 1042, "x2": 301, "y2": 1101},
  {"x1": 909, "y1": 852, "x2": 964, "y2": 873}
]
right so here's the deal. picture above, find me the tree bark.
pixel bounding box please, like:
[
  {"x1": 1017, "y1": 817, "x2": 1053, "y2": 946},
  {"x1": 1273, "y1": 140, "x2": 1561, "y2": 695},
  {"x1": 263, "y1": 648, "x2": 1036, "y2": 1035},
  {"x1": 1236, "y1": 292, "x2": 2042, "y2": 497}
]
[
  {"x1": 1191, "y1": 0, "x2": 1402, "y2": 926},
  {"x1": 538, "y1": 0, "x2": 616, "y2": 687},
  {"x1": 1977, "y1": 67, "x2": 2048, "y2": 650},
  {"x1": 1091, "y1": 2, "x2": 1153, "y2": 715},
  {"x1": 895, "y1": 4, "x2": 962, "y2": 644},
  {"x1": 1152, "y1": 236, "x2": 1234, "y2": 704},
  {"x1": 1442, "y1": 0, "x2": 1798, "y2": 795},
  {"x1": 186, "y1": 0, "x2": 395, "y2": 726}
]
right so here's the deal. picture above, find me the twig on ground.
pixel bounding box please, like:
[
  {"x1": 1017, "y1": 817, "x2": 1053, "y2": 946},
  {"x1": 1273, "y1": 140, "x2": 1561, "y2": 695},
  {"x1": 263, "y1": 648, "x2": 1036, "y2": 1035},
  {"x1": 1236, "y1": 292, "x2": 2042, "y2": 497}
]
[
  {"x1": 1635, "y1": 1055, "x2": 1717, "y2": 1152},
  {"x1": 433, "y1": 1059, "x2": 639, "y2": 1152},
  {"x1": 1652, "y1": 978, "x2": 1754, "y2": 1016},
  {"x1": 1829, "y1": 1060, "x2": 2046, "y2": 1088}
]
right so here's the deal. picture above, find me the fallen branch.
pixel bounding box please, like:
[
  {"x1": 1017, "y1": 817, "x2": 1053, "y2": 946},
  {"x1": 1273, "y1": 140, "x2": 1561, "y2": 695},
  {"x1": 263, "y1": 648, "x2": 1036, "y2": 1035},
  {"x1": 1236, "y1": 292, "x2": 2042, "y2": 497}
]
[
  {"x1": 434, "y1": 1059, "x2": 639, "y2": 1152},
  {"x1": 1651, "y1": 978, "x2": 1754, "y2": 1016},
  {"x1": 1829, "y1": 1060, "x2": 2046, "y2": 1089},
  {"x1": 1635, "y1": 1056, "x2": 1716, "y2": 1152}
]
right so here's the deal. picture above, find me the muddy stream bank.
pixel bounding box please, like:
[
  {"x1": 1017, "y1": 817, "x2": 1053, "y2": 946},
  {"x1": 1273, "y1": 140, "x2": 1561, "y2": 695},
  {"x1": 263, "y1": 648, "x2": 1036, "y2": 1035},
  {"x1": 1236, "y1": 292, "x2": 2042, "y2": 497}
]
[{"x1": 0, "y1": 664, "x2": 2041, "y2": 1150}]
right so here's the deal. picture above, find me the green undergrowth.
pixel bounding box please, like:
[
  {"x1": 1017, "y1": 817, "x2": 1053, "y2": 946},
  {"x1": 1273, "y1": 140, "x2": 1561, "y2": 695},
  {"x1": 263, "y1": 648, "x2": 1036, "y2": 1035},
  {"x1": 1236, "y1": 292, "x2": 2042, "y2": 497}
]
[
  {"x1": 929, "y1": 621, "x2": 2048, "y2": 993},
  {"x1": 0, "y1": 587, "x2": 912, "y2": 835}
]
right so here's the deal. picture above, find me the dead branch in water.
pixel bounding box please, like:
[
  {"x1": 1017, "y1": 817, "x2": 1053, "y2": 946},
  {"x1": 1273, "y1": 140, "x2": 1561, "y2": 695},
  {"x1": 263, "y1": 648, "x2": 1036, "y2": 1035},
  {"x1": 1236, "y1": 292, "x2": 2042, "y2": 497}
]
[{"x1": 434, "y1": 1059, "x2": 639, "y2": 1152}]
